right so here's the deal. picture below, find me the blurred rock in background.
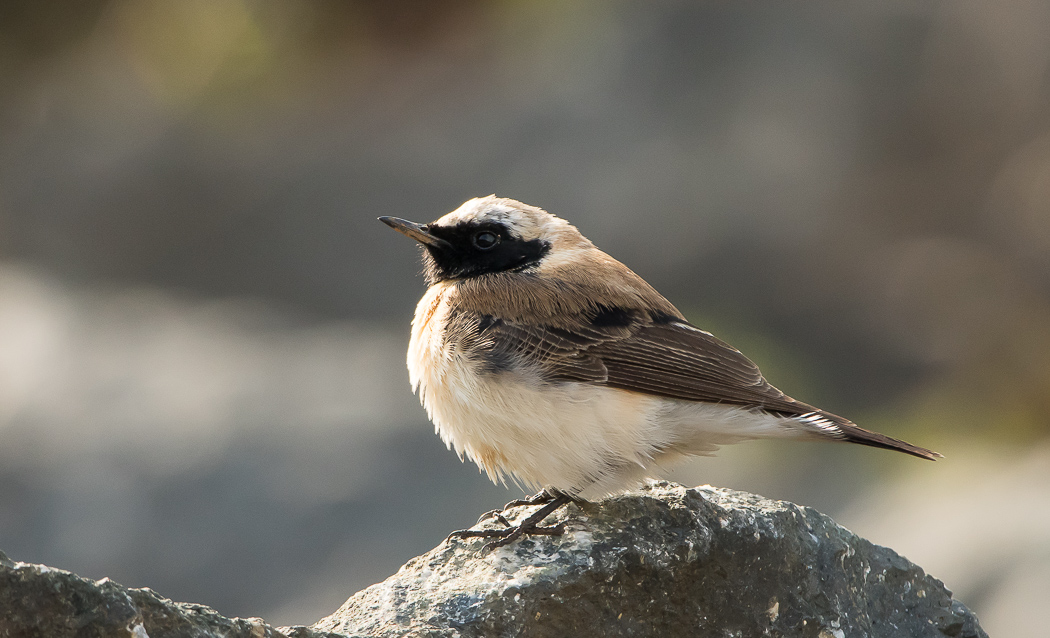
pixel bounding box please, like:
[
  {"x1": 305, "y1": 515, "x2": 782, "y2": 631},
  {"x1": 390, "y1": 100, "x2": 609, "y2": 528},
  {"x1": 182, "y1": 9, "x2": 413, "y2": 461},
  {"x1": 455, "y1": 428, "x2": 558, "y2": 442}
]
[{"x1": 1, "y1": 1, "x2": 1048, "y2": 634}]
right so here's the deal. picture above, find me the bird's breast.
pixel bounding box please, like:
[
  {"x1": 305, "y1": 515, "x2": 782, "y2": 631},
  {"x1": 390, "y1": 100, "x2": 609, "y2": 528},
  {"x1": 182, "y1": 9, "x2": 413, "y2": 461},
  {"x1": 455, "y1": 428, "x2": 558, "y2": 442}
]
[
  {"x1": 407, "y1": 283, "x2": 453, "y2": 400},
  {"x1": 406, "y1": 285, "x2": 671, "y2": 496}
]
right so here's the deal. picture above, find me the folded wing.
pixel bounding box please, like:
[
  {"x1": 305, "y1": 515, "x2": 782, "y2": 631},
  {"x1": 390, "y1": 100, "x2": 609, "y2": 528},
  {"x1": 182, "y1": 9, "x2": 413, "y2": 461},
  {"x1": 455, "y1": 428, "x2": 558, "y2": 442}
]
[{"x1": 466, "y1": 309, "x2": 939, "y2": 460}]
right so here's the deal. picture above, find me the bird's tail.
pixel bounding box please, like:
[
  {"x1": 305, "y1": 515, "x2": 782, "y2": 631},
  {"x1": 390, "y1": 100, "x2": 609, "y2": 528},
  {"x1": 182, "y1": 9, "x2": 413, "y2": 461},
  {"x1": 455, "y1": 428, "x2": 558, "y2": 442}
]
[{"x1": 794, "y1": 411, "x2": 942, "y2": 461}]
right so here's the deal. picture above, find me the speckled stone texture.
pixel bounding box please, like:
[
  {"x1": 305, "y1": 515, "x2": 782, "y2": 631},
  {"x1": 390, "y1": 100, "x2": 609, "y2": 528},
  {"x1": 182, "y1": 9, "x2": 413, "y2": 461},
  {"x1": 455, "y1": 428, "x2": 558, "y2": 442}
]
[
  {"x1": 315, "y1": 482, "x2": 986, "y2": 638},
  {"x1": 0, "y1": 550, "x2": 338, "y2": 638},
  {"x1": 1, "y1": 482, "x2": 985, "y2": 638}
]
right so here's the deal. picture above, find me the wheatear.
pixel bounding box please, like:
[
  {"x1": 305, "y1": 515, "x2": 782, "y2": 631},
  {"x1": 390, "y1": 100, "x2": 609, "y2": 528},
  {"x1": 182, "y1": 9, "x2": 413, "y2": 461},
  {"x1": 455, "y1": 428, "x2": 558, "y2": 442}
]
[{"x1": 380, "y1": 196, "x2": 938, "y2": 549}]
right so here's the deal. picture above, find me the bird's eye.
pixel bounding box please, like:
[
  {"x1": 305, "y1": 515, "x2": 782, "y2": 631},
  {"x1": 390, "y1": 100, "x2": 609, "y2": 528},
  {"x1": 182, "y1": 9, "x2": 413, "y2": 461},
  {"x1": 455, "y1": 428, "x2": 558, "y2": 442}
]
[{"x1": 472, "y1": 231, "x2": 500, "y2": 250}]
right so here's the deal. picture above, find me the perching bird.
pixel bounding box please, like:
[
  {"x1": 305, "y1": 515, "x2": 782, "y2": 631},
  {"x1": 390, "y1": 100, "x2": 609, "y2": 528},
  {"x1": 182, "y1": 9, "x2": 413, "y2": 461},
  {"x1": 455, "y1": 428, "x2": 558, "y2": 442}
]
[{"x1": 380, "y1": 196, "x2": 939, "y2": 549}]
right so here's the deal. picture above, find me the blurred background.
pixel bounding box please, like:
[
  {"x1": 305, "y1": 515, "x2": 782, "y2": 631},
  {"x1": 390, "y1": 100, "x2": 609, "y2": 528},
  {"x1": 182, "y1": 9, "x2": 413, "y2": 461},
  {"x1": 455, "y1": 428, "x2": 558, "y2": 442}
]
[{"x1": 0, "y1": 1, "x2": 1047, "y2": 634}]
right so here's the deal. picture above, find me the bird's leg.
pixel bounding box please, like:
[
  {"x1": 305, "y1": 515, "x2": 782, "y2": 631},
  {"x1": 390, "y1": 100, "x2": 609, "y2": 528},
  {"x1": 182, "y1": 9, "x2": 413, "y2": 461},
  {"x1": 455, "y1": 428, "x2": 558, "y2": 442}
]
[
  {"x1": 500, "y1": 488, "x2": 558, "y2": 509},
  {"x1": 473, "y1": 488, "x2": 558, "y2": 525},
  {"x1": 447, "y1": 492, "x2": 572, "y2": 552}
]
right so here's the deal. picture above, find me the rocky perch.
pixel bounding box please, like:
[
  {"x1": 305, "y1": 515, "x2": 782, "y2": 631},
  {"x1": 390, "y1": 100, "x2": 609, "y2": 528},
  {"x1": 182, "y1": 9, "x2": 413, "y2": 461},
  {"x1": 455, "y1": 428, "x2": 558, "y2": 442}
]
[{"x1": 1, "y1": 482, "x2": 986, "y2": 638}]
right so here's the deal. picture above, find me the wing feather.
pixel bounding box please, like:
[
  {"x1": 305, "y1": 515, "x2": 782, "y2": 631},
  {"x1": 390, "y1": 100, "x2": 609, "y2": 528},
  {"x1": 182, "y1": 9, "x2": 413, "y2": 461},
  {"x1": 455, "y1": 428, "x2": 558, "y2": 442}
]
[{"x1": 468, "y1": 310, "x2": 808, "y2": 414}]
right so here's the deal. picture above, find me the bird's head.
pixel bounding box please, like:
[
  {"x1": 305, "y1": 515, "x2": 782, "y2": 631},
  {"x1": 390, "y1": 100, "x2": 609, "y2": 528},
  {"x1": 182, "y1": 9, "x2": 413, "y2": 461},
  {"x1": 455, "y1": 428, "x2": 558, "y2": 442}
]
[{"x1": 380, "y1": 196, "x2": 592, "y2": 284}]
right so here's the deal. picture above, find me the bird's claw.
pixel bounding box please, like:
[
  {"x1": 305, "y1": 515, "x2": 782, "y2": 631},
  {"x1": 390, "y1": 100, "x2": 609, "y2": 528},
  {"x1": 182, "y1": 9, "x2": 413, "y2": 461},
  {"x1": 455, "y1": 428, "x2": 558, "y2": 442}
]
[
  {"x1": 475, "y1": 510, "x2": 513, "y2": 526},
  {"x1": 447, "y1": 522, "x2": 566, "y2": 552},
  {"x1": 446, "y1": 493, "x2": 572, "y2": 551}
]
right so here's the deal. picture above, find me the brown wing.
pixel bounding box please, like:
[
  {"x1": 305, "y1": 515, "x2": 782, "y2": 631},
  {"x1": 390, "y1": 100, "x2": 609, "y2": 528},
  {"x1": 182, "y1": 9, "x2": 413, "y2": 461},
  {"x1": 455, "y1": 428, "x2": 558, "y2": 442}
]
[
  {"x1": 467, "y1": 310, "x2": 811, "y2": 415},
  {"x1": 587, "y1": 322, "x2": 811, "y2": 413}
]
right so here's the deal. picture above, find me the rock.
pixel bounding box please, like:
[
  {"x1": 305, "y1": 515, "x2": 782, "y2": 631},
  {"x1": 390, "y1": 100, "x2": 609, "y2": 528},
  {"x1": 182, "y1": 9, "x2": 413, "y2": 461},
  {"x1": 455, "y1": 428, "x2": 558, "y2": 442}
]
[
  {"x1": 1, "y1": 482, "x2": 986, "y2": 638},
  {"x1": 0, "y1": 549, "x2": 336, "y2": 638},
  {"x1": 315, "y1": 482, "x2": 986, "y2": 638}
]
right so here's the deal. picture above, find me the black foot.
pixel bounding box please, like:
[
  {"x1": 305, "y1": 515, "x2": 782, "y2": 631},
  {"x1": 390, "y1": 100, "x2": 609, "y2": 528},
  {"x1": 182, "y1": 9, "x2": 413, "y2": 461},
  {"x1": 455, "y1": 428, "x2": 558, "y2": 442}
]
[
  {"x1": 448, "y1": 493, "x2": 572, "y2": 552},
  {"x1": 473, "y1": 489, "x2": 558, "y2": 525}
]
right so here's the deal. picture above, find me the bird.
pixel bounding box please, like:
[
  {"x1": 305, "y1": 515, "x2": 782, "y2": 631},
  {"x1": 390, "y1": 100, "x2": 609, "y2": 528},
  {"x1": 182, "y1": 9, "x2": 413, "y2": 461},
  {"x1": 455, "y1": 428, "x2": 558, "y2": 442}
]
[{"x1": 379, "y1": 195, "x2": 939, "y2": 550}]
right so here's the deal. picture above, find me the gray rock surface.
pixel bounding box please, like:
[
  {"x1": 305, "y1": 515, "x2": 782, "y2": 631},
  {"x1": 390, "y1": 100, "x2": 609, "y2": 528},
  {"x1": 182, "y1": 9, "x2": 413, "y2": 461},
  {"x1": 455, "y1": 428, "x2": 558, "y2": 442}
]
[
  {"x1": 1, "y1": 482, "x2": 986, "y2": 638},
  {"x1": 316, "y1": 482, "x2": 986, "y2": 638},
  {"x1": 0, "y1": 549, "x2": 335, "y2": 638}
]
